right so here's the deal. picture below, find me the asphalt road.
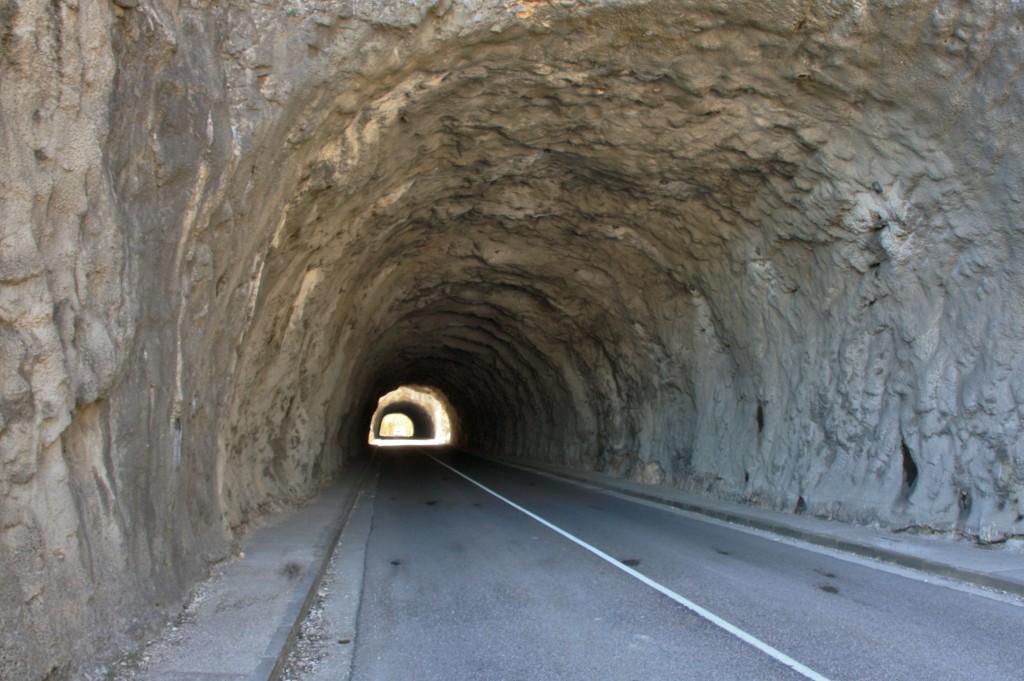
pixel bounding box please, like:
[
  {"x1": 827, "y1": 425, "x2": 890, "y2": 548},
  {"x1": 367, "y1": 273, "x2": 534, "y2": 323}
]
[{"x1": 348, "y1": 448, "x2": 1023, "y2": 681}]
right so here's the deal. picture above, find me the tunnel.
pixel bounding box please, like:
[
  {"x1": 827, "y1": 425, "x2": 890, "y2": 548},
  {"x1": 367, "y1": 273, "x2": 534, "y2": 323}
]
[
  {"x1": 366, "y1": 385, "x2": 455, "y2": 445},
  {"x1": 2, "y1": 1, "x2": 1023, "y2": 678},
  {"x1": 377, "y1": 412, "x2": 417, "y2": 438},
  {"x1": 373, "y1": 402, "x2": 436, "y2": 440}
]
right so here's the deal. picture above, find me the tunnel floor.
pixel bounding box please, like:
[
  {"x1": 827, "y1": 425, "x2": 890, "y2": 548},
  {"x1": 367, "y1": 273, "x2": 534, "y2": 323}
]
[
  {"x1": 339, "y1": 450, "x2": 1023, "y2": 681},
  {"x1": 109, "y1": 449, "x2": 1024, "y2": 681}
]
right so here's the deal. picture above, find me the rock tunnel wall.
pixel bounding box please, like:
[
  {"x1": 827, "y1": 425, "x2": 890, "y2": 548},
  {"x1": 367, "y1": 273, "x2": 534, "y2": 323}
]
[{"x1": 1, "y1": 0, "x2": 1023, "y2": 677}]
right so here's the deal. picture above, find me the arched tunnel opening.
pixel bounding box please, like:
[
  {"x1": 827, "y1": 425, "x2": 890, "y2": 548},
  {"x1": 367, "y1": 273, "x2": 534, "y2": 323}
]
[
  {"x1": 368, "y1": 385, "x2": 454, "y2": 445},
  {"x1": 3, "y1": 1, "x2": 1023, "y2": 677},
  {"x1": 373, "y1": 401, "x2": 436, "y2": 441},
  {"x1": 378, "y1": 413, "x2": 415, "y2": 438}
]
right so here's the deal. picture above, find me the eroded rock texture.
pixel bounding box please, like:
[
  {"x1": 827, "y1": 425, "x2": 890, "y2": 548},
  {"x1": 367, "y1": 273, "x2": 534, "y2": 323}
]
[{"x1": 1, "y1": 0, "x2": 1023, "y2": 677}]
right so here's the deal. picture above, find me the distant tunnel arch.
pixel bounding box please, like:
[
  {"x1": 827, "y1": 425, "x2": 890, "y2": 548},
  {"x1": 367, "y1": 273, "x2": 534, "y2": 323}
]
[
  {"x1": 368, "y1": 386, "x2": 455, "y2": 446},
  {"x1": 372, "y1": 401, "x2": 436, "y2": 440}
]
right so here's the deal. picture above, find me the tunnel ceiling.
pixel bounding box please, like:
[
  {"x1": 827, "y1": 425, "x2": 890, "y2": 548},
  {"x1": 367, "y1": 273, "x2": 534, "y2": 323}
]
[
  {"x1": 97, "y1": 0, "x2": 1021, "y2": 538},
  {"x1": 213, "y1": 0, "x2": 1023, "y2": 543},
  {"x1": 3, "y1": 1, "x2": 1023, "y2": 676}
]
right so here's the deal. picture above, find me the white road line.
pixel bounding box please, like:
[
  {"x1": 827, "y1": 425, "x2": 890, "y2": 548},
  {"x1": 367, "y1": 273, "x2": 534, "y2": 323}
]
[{"x1": 429, "y1": 453, "x2": 834, "y2": 681}]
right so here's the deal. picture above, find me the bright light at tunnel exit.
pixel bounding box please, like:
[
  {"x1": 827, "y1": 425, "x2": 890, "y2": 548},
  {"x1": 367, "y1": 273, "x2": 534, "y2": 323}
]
[
  {"x1": 368, "y1": 385, "x2": 454, "y2": 447},
  {"x1": 380, "y1": 413, "x2": 414, "y2": 438}
]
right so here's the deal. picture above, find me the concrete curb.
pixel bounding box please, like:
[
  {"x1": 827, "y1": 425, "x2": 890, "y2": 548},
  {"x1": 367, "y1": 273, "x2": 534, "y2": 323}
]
[
  {"x1": 479, "y1": 455, "x2": 1024, "y2": 599},
  {"x1": 297, "y1": 472, "x2": 379, "y2": 681},
  {"x1": 260, "y1": 454, "x2": 378, "y2": 681}
]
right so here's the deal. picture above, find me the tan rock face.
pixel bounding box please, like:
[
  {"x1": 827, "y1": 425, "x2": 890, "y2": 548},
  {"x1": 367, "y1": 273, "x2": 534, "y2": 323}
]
[{"x1": 2, "y1": 0, "x2": 1023, "y2": 677}]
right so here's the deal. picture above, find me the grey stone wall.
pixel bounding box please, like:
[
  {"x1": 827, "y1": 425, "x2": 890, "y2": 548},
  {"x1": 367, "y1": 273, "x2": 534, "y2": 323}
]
[{"x1": 1, "y1": 1, "x2": 1022, "y2": 677}]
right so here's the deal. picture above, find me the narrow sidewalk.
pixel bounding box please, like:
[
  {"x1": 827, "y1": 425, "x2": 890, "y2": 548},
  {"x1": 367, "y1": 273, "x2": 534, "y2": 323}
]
[
  {"x1": 492, "y1": 457, "x2": 1024, "y2": 598},
  {"x1": 108, "y1": 456, "x2": 376, "y2": 681}
]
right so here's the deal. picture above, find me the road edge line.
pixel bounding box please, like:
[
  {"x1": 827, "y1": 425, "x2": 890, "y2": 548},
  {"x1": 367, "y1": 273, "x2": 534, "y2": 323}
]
[
  {"x1": 479, "y1": 455, "x2": 1024, "y2": 599},
  {"x1": 429, "y1": 453, "x2": 834, "y2": 681}
]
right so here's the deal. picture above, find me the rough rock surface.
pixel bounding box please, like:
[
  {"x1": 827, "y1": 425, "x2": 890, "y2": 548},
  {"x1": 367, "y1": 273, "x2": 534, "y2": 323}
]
[{"x1": 1, "y1": 0, "x2": 1023, "y2": 677}]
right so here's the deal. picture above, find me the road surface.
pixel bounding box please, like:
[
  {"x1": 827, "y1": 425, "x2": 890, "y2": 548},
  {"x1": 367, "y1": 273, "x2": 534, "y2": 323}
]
[{"x1": 339, "y1": 448, "x2": 1022, "y2": 681}]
